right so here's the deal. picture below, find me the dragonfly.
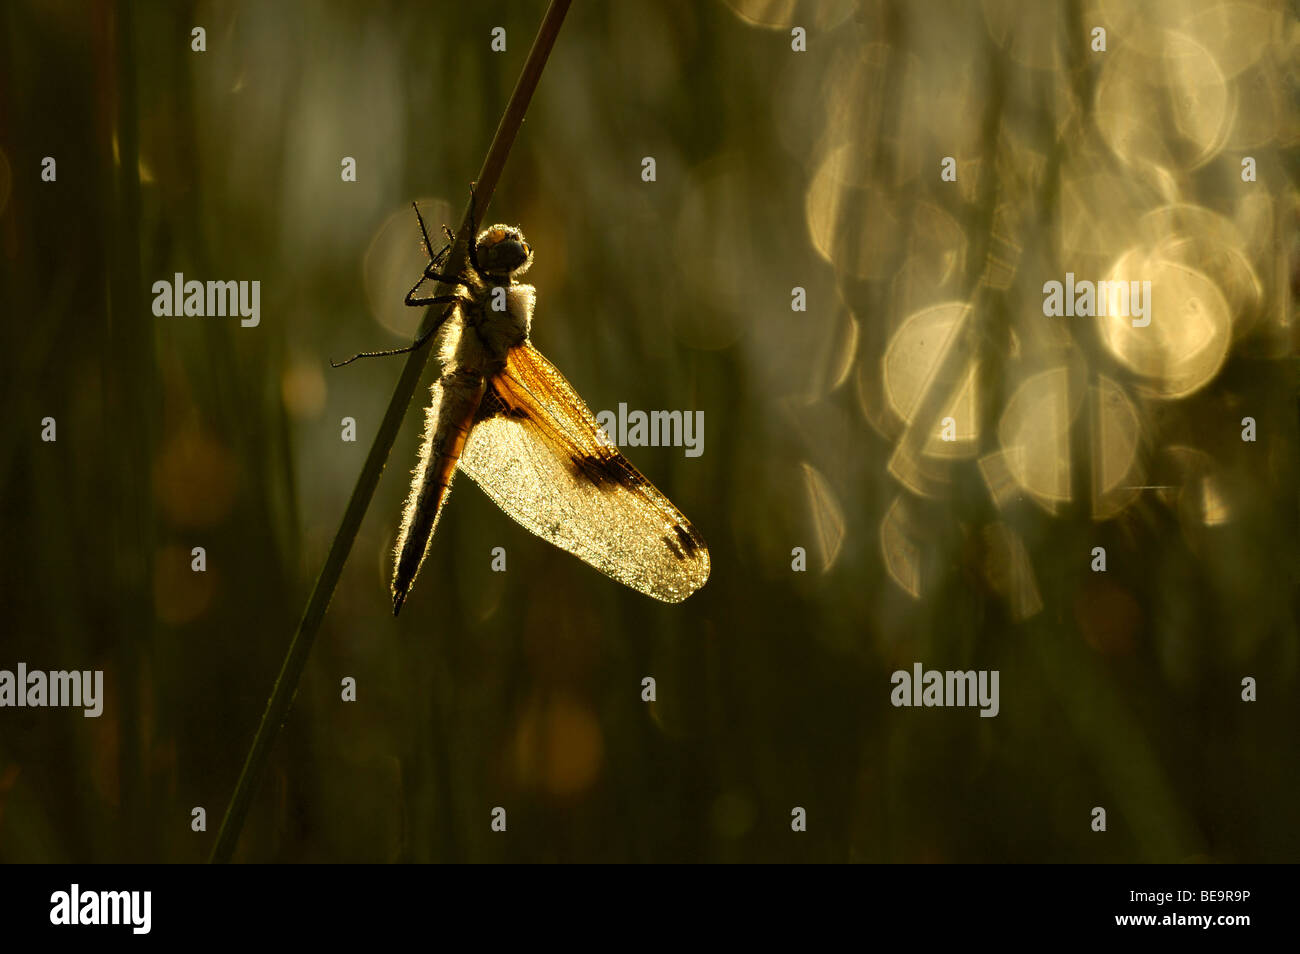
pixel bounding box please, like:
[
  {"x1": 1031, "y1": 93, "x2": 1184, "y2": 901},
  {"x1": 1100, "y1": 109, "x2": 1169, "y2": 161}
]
[{"x1": 334, "y1": 190, "x2": 710, "y2": 614}]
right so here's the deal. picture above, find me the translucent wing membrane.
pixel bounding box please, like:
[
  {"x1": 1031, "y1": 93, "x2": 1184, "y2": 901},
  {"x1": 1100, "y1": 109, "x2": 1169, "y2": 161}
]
[{"x1": 458, "y1": 343, "x2": 710, "y2": 603}]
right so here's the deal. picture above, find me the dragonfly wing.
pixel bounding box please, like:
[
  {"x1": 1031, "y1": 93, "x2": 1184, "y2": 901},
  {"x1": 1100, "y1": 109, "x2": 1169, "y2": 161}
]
[{"x1": 457, "y1": 343, "x2": 710, "y2": 603}]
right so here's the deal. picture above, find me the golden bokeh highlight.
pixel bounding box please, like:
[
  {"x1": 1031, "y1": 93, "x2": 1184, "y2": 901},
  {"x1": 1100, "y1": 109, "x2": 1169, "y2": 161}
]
[
  {"x1": 511, "y1": 694, "x2": 604, "y2": 798},
  {"x1": 1098, "y1": 0, "x2": 1282, "y2": 75},
  {"x1": 280, "y1": 359, "x2": 327, "y2": 420},
  {"x1": 364, "y1": 197, "x2": 453, "y2": 341},
  {"x1": 806, "y1": 145, "x2": 902, "y2": 280},
  {"x1": 1137, "y1": 203, "x2": 1263, "y2": 340},
  {"x1": 1099, "y1": 252, "x2": 1231, "y2": 398},
  {"x1": 1158, "y1": 446, "x2": 1234, "y2": 551},
  {"x1": 801, "y1": 461, "x2": 845, "y2": 572},
  {"x1": 1094, "y1": 32, "x2": 1231, "y2": 172},
  {"x1": 997, "y1": 367, "x2": 1075, "y2": 511},
  {"x1": 798, "y1": 304, "x2": 859, "y2": 404},
  {"x1": 1089, "y1": 377, "x2": 1143, "y2": 520},
  {"x1": 880, "y1": 495, "x2": 925, "y2": 599},
  {"x1": 883, "y1": 302, "x2": 980, "y2": 460},
  {"x1": 153, "y1": 429, "x2": 240, "y2": 529}
]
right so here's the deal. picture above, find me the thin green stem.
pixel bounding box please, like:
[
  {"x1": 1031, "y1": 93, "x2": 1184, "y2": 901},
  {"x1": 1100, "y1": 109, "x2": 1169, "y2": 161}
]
[{"x1": 209, "y1": 0, "x2": 572, "y2": 864}]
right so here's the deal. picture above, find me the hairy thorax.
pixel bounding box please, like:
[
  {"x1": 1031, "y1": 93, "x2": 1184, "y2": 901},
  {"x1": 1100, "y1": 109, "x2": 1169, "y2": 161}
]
[{"x1": 442, "y1": 283, "x2": 535, "y2": 376}]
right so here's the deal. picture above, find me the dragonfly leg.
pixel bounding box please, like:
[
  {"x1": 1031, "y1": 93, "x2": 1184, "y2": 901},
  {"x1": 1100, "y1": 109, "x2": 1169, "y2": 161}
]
[
  {"x1": 422, "y1": 261, "x2": 465, "y2": 286},
  {"x1": 411, "y1": 201, "x2": 444, "y2": 259},
  {"x1": 330, "y1": 299, "x2": 460, "y2": 368},
  {"x1": 404, "y1": 289, "x2": 461, "y2": 308}
]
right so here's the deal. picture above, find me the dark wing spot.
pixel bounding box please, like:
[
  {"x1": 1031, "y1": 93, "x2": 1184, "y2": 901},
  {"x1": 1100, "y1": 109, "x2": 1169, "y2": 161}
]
[
  {"x1": 475, "y1": 390, "x2": 530, "y2": 423},
  {"x1": 672, "y1": 523, "x2": 701, "y2": 559},
  {"x1": 474, "y1": 391, "x2": 505, "y2": 422},
  {"x1": 568, "y1": 454, "x2": 599, "y2": 487},
  {"x1": 663, "y1": 534, "x2": 685, "y2": 560},
  {"x1": 569, "y1": 452, "x2": 641, "y2": 491}
]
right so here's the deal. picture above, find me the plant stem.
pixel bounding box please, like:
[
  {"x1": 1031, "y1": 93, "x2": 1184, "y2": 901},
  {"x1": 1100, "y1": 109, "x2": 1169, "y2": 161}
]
[{"x1": 209, "y1": 0, "x2": 572, "y2": 864}]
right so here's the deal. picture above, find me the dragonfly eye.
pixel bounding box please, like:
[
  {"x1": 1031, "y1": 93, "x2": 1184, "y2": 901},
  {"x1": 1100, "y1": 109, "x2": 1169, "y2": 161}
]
[{"x1": 479, "y1": 238, "x2": 531, "y2": 276}]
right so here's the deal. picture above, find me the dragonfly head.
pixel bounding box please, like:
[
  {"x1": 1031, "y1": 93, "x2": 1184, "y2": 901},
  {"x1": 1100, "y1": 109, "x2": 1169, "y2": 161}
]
[{"x1": 476, "y1": 225, "x2": 533, "y2": 278}]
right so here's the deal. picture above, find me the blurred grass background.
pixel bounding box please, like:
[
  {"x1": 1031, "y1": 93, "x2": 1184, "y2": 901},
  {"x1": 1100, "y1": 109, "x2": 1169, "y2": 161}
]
[{"x1": 0, "y1": 0, "x2": 1297, "y2": 862}]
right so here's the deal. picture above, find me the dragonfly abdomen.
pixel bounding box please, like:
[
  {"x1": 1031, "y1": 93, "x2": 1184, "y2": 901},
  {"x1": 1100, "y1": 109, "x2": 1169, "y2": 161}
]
[{"x1": 391, "y1": 368, "x2": 486, "y2": 614}]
